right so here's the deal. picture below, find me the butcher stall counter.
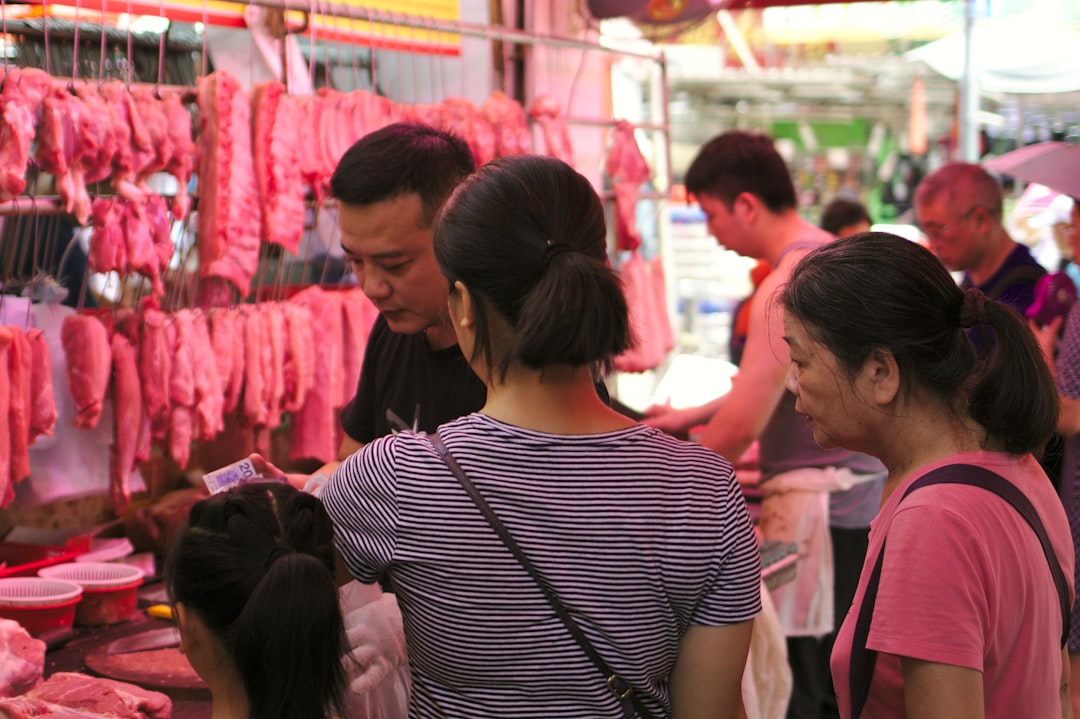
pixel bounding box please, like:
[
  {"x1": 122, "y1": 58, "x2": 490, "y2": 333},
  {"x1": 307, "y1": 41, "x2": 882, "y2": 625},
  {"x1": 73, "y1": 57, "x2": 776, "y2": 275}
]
[{"x1": 44, "y1": 584, "x2": 210, "y2": 719}]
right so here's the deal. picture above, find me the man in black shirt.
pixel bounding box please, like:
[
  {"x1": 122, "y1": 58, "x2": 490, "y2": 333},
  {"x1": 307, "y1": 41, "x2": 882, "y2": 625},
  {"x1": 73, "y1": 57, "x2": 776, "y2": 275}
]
[{"x1": 332, "y1": 123, "x2": 482, "y2": 458}]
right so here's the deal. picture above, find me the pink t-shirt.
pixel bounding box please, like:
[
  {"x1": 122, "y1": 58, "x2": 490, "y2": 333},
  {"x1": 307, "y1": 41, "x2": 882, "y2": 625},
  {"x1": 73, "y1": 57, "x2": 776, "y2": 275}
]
[{"x1": 832, "y1": 451, "x2": 1074, "y2": 719}]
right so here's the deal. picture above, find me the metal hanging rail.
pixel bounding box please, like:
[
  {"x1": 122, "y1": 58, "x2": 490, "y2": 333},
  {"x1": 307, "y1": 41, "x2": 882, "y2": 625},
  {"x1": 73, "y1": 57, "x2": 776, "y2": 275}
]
[{"x1": 241, "y1": 0, "x2": 665, "y2": 62}]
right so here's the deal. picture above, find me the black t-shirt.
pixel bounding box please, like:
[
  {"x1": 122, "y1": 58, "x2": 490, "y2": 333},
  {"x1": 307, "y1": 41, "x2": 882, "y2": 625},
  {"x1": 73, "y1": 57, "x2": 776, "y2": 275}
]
[{"x1": 339, "y1": 315, "x2": 486, "y2": 444}]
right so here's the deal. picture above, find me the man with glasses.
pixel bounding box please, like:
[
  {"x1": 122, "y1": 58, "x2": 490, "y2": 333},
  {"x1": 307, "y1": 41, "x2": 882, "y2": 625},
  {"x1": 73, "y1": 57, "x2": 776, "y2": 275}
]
[{"x1": 914, "y1": 162, "x2": 1045, "y2": 313}]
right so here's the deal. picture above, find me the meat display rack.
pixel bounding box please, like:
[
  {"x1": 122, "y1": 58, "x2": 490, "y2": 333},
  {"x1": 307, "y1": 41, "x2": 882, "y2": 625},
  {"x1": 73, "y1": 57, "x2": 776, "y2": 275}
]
[{"x1": 0, "y1": 2, "x2": 672, "y2": 217}]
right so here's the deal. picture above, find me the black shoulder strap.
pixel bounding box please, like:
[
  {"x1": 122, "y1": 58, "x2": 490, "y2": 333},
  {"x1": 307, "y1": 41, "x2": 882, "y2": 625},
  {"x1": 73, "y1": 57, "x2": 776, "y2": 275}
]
[
  {"x1": 850, "y1": 464, "x2": 1070, "y2": 718},
  {"x1": 429, "y1": 431, "x2": 654, "y2": 719},
  {"x1": 983, "y1": 264, "x2": 1045, "y2": 301}
]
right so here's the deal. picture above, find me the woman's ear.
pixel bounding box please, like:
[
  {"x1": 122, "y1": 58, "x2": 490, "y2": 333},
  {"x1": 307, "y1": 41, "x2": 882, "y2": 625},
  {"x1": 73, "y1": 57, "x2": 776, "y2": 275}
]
[
  {"x1": 862, "y1": 348, "x2": 900, "y2": 406},
  {"x1": 175, "y1": 602, "x2": 199, "y2": 655},
  {"x1": 449, "y1": 280, "x2": 475, "y2": 329}
]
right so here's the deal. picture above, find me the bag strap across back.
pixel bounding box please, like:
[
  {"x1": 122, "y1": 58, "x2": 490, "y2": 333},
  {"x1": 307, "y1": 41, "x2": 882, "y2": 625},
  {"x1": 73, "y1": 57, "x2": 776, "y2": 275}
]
[
  {"x1": 429, "y1": 430, "x2": 654, "y2": 719},
  {"x1": 849, "y1": 463, "x2": 1071, "y2": 718}
]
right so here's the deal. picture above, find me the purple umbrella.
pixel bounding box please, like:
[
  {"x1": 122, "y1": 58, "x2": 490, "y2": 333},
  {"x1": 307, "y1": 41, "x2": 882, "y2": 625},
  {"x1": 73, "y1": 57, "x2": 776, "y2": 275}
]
[{"x1": 984, "y1": 142, "x2": 1080, "y2": 199}]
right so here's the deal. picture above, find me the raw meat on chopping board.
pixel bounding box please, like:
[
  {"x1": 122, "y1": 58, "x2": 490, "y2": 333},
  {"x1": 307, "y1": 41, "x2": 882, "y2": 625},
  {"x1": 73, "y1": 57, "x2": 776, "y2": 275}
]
[
  {"x1": 60, "y1": 315, "x2": 112, "y2": 431},
  {"x1": 19, "y1": 672, "x2": 171, "y2": 719},
  {"x1": 0, "y1": 619, "x2": 44, "y2": 698}
]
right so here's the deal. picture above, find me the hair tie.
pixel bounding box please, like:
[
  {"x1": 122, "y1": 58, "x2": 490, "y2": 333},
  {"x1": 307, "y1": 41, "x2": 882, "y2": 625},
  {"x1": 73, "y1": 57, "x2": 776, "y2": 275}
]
[
  {"x1": 266, "y1": 545, "x2": 292, "y2": 568},
  {"x1": 541, "y1": 242, "x2": 574, "y2": 269},
  {"x1": 959, "y1": 287, "x2": 989, "y2": 328}
]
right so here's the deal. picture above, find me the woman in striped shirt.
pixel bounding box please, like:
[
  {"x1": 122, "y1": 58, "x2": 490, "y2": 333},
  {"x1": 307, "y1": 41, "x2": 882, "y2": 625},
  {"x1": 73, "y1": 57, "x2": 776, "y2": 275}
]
[{"x1": 322, "y1": 154, "x2": 761, "y2": 719}]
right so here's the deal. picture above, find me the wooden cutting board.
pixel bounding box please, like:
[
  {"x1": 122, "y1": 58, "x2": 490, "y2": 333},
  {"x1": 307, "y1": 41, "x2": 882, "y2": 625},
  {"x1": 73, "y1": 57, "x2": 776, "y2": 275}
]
[{"x1": 84, "y1": 646, "x2": 210, "y2": 701}]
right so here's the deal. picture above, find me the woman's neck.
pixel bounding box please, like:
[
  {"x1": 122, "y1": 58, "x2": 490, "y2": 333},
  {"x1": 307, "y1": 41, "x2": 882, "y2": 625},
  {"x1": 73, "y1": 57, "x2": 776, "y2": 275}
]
[
  {"x1": 482, "y1": 366, "x2": 635, "y2": 435},
  {"x1": 875, "y1": 402, "x2": 986, "y2": 504},
  {"x1": 206, "y1": 672, "x2": 250, "y2": 719}
]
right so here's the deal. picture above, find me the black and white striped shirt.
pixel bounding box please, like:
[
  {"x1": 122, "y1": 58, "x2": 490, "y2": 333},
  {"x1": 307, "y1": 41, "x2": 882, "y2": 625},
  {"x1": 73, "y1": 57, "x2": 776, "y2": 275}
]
[{"x1": 323, "y1": 414, "x2": 761, "y2": 719}]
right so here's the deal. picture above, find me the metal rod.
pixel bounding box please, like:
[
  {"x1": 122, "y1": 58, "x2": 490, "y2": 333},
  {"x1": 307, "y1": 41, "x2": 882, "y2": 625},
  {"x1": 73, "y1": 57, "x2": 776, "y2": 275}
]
[
  {"x1": 564, "y1": 115, "x2": 668, "y2": 133},
  {"x1": 240, "y1": 0, "x2": 664, "y2": 62}
]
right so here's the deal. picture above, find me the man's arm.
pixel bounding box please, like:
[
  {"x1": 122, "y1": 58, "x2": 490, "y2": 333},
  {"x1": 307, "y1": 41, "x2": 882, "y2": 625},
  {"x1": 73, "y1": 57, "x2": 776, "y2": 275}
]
[
  {"x1": 339, "y1": 434, "x2": 364, "y2": 460},
  {"x1": 696, "y1": 270, "x2": 792, "y2": 461}
]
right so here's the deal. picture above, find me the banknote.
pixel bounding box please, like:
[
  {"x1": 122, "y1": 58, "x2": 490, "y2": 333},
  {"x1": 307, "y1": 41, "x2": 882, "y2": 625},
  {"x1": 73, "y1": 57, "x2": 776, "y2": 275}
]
[{"x1": 202, "y1": 458, "x2": 282, "y2": 494}]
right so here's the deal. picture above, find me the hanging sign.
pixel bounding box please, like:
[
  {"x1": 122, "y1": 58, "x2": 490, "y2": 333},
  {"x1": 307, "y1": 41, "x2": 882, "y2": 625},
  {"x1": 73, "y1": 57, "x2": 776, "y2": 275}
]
[{"x1": 22, "y1": 0, "x2": 461, "y2": 55}]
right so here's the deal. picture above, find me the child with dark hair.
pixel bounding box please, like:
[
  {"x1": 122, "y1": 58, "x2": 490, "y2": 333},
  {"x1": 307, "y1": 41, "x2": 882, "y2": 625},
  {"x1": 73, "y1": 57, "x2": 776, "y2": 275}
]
[
  {"x1": 167, "y1": 482, "x2": 349, "y2": 719},
  {"x1": 818, "y1": 198, "x2": 872, "y2": 239}
]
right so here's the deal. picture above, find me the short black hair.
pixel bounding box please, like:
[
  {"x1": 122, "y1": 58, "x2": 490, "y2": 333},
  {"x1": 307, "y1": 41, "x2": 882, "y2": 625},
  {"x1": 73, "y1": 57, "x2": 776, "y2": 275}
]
[
  {"x1": 330, "y1": 122, "x2": 475, "y2": 227},
  {"x1": 819, "y1": 198, "x2": 872, "y2": 236},
  {"x1": 684, "y1": 131, "x2": 796, "y2": 213}
]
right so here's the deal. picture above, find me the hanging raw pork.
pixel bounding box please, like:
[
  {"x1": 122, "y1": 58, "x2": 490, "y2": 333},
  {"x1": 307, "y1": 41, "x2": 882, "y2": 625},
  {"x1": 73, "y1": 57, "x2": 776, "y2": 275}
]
[
  {"x1": 289, "y1": 287, "x2": 345, "y2": 464},
  {"x1": 252, "y1": 81, "x2": 306, "y2": 254},
  {"x1": 60, "y1": 315, "x2": 112, "y2": 431},
  {"x1": 109, "y1": 332, "x2": 142, "y2": 515},
  {"x1": 0, "y1": 68, "x2": 53, "y2": 202},
  {"x1": 27, "y1": 328, "x2": 57, "y2": 441},
  {"x1": 196, "y1": 71, "x2": 262, "y2": 297},
  {"x1": 615, "y1": 251, "x2": 673, "y2": 373},
  {"x1": 482, "y1": 92, "x2": 532, "y2": 157},
  {"x1": 528, "y1": 95, "x2": 574, "y2": 166},
  {"x1": 604, "y1": 120, "x2": 651, "y2": 252}
]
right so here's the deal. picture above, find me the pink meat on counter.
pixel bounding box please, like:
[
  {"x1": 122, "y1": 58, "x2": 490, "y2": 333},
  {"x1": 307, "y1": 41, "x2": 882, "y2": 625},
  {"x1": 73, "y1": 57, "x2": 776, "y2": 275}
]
[
  {"x1": 162, "y1": 91, "x2": 195, "y2": 220},
  {"x1": 27, "y1": 328, "x2": 57, "y2": 442},
  {"x1": 0, "y1": 618, "x2": 45, "y2": 698},
  {"x1": 138, "y1": 305, "x2": 171, "y2": 428},
  {"x1": 197, "y1": 72, "x2": 262, "y2": 297},
  {"x1": 109, "y1": 333, "x2": 142, "y2": 515},
  {"x1": 482, "y1": 91, "x2": 532, "y2": 157},
  {"x1": 251, "y1": 81, "x2": 305, "y2": 254},
  {"x1": 528, "y1": 95, "x2": 574, "y2": 166},
  {"x1": 0, "y1": 68, "x2": 53, "y2": 202},
  {"x1": 8, "y1": 327, "x2": 31, "y2": 486},
  {"x1": 60, "y1": 315, "x2": 112, "y2": 430},
  {"x1": 289, "y1": 287, "x2": 344, "y2": 464},
  {"x1": 23, "y1": 672, "x2": 171, "y2": 719},
  {"x1": 0, "y1": 329, "x2": 11, "y2": 507},
  {"x1": 190, "y1": 313, "x2": 225, "y2": 441},
  {"x1": 282, "y1": 302, "x2": 315, "y2": 413},
  {"x1": 604, "y1": 120, "x2": 651, "y2": 252}
]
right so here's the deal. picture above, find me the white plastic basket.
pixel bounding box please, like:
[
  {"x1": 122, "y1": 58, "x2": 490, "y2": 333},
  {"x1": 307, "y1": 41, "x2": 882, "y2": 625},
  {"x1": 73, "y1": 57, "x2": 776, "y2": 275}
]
[
  {"x1": 0, "y1": 577, "x2": 83, "y2": 606},
  {"x1": 39, "y1": 562, "x2": 144, "y2": 589}
]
